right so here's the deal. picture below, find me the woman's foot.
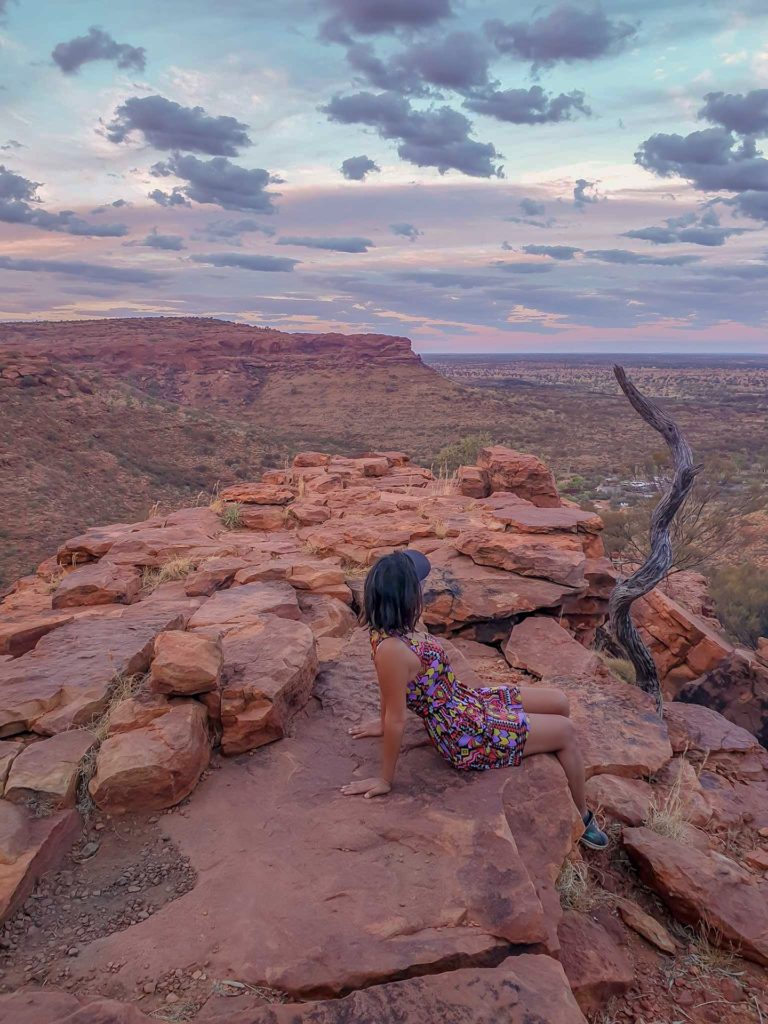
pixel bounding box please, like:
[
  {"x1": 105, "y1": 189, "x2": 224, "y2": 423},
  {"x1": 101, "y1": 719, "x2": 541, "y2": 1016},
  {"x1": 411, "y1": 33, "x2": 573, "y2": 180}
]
[{"x1": 580, "y1": 810, "x2": 609, "y2": 850}]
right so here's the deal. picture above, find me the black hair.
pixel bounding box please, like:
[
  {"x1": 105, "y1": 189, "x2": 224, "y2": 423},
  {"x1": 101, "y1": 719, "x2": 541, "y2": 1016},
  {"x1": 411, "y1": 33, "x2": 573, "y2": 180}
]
[{"x1": 361, "y1": 550, "x2": 423, "y2": 634}]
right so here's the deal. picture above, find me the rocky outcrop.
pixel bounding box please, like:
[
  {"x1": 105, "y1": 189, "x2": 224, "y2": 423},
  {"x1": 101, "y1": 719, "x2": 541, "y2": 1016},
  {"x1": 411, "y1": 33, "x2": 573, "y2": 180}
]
[
  {"x1": 679, "y1": 647, "x2": 768, "y2": 747},
  {"x1": 477, "y1": 445, "x2": 561, "y2": 507},
  {"x1": 5, "y1": 731, "x2": 95, "y2": 810},
  {"x1": 624, "y1": 826, "x2": 768, "y2": 966},
  {"x1": 150, "y1": 631, "x2": 222, "y2": 696}
]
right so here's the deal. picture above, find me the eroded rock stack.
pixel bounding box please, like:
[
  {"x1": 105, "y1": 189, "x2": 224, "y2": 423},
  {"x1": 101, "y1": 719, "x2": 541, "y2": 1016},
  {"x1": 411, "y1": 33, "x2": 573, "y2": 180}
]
[{"x1": 0, "y1": 446, "x2": 766, "y2": 1022}]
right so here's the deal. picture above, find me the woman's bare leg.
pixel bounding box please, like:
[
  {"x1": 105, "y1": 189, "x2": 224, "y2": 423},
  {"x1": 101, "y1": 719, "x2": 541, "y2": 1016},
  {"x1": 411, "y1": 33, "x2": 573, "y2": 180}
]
[
  {"x1": 518, "y1": 686, "x2": 570, "y2": 717},
  {"x1": 523, "y1": 712, "x2": 586, "y2": 815}
]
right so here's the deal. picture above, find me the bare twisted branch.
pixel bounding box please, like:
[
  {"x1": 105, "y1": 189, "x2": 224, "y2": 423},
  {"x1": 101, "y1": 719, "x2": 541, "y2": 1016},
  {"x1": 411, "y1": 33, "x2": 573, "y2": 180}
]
[{"x1": 608, "y1": 365, "x2": 701, "y2": 714}]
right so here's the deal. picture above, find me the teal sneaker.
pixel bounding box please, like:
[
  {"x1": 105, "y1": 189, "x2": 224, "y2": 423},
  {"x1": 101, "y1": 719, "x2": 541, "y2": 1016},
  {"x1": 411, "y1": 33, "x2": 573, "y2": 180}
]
[{"x1": 580, "y1": 810, "x2": 609, "y2": 851}]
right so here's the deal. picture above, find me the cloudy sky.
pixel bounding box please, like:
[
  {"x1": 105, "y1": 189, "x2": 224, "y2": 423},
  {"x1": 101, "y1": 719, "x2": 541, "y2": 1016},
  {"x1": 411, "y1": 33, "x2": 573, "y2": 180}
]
[{"x1": 1, "y1": 0, "x2": 768, "y2": 352}]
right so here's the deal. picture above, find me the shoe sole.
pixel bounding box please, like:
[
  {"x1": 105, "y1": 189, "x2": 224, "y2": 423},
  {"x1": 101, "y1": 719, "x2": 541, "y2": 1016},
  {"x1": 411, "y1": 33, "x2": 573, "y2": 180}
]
[{"x1": 580, "y1": 835, "x2": 609, "y2": 851}]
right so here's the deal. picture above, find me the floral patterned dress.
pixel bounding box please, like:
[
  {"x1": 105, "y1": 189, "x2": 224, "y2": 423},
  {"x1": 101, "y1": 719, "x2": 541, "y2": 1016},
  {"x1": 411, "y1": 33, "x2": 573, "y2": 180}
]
[{"x1": 370, "y1": 629, "x2": 530, "y2": 770}]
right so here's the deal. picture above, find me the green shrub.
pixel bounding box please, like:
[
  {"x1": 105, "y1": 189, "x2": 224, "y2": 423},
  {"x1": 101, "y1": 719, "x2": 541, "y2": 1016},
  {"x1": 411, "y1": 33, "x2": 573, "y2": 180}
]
[
  {"x1": 708, "y1": 563, "x2": 768, "y2": 648},
  {"x1": 434, "y1": 433, "x2": 492, "y2": 473}
]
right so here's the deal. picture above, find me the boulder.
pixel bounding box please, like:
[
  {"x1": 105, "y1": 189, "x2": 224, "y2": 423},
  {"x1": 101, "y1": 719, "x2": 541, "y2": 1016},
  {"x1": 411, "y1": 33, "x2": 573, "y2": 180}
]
[
  {"x1": 623, "y1": 825, "x2": 768, "y2": 966},
  {"x1": 457, "y1": 465, "x2": 490, "y2": 498},
  {"x1": 0, "y1": 957, "x2": 586, "y2": 1024},
  {"x1": 293, "y1": 451, "x2": 332, "y2": 467},
  {"x1": 679, "y1": 647, "x2": 768, "y2": 747},
  {"x1": 697, "y1": 770, "x2": 768, "y2": 831},
  {"x1": 664, "y1": 702, "x2": 767, "y2": 780},
  {"x1": 0, "y1": 600, "x2": 190, "y2": 737},
  {"x1": 477, "y1": 445, "x2": 560, "y2": 507},
  {"x1": 188, "y1": 582, "x2": 301, "y2": 636},
  {"x1": 584, "y1": 774, "x2": 654, "y2": 826},
  {"x1": 89, "y1": 702, "x2": 210, "y2": 814},
  {"x1": 288, "y1": 503, "x2": 332, "y2": 526},
  {"x1": 298, "y1": 593, "x2": 358, "y2": 639},
  {"x1": 220, "y1": 483, "x2": 294, "y2": 505},
  {"x1": 0, "y1": 808, "x2": 81, "y2": 922},
  {"x1": 5, "y1": 730, "x2": 95, "y2": 809},
  {"x1": 423, "y1": 547, "x2": 576, "y2": 633},
  {"x1": 102, "y1": 526, "x2": 227, "y2": 568},
  {"x1": 504, "y1": 616, "x2": 601, "y2": 680},
  {"x1": 616, "y1": 897, "x2": 676, "y2": 953},
  {"x1": 57, "y1": 523, "x2": 136, "y2": 564},
  {"x1": 106, "y1": 694, "x2": 172, "y2": 736},
  {"x1": 220, "y1": 616, "x2": 318, "y2": 754},
  {"x1": 480, "y1": 492, "x2": 601, "y2": 534},
  {"x1": 558, "y1": 910, "x2": 634, "y2": 1013},
  {"x1": 744, "y1": 848, "x2": 768, "y2": 872},
  {"x1": 235, "y1": 558, "x2": 350, "y2": 601},
  {"x1": 51, "y1": 562, "x2": 140, "y2": 609},
  {"x1": 183, "y1": 555, "x2": 249, "y2": 597},
  {"x1": 239, "y1": 505, "x2": 289, "y2": 531},
  {"x1": 150, "y1": 630, "x2": 222, "y2": 695},
  {"x1": 0, "y1": 800, "x2": 30, "y2": 864},
  {"x1": 0, "y1": 613, "x2": 74, "y2": 657},
  {"x1": 455, "y1": 530, "x2": 587, "y2": 587}
]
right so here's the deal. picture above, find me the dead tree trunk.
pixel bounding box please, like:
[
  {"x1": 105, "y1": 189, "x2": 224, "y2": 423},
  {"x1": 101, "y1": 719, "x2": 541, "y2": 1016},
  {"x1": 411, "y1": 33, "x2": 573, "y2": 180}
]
[{"x1": 608, "y1": 366, "x2": 700, "y2": 714}]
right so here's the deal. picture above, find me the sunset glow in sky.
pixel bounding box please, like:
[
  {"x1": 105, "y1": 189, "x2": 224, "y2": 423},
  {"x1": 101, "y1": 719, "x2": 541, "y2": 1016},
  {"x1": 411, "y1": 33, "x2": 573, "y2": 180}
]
[{"x1": 1, "y1": 0, "x2": 768, "y2": 352}]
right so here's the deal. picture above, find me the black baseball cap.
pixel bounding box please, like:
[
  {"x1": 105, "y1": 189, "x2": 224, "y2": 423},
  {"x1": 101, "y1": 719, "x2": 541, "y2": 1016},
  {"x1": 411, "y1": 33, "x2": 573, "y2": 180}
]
[{"x1": 404, "y1": 548, "x2": 431, "y2": 582}]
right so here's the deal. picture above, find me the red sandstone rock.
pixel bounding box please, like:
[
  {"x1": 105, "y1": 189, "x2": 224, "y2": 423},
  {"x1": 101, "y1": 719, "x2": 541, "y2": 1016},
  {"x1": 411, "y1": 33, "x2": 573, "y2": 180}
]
[
  {"x1": 0, "y1": 740, "x2": 23, "y2": 795},
  {"x1": 558, "y1": 910, "x2": 634, "y2": 1013},
  {"x1": 188, "y1": 581, "x2": 301, "y2": 636},
  {"x1": 293, "y1": 451, "x2": 331, "y2": 467},
  {"x1": 504, "y1": 616, "x2": 601, "y2": 680},
  {"x1": 455, "y1": 530, "x2": 587, "y2": 587},
  {"x1": 0, "y1": 613, "x2": 74, "y2": 657},
  {"x1": 664, "y1": 701, "x2": 767, "y2": 779},
  {"x1": 457, "y1": 464, "x2": 490, "y2": 498},
  {"x1": 57, "y1": 523, "x2": 136, "y2": 565},
  {"x1": 616, "y1": 897, "x2": 676, "y2": 953},
  {"x1": 423, "y1": 547, "x2": 575, "y2": 632},
  {"x1": 150, "y1": 630, "x2": 222, "y2": 695},
  {"x1": 106, "y1": 694, "x2": 172, "y2": 736},
  {"x1": 90, "y1": 702, "x2": 210, "y2": 813},
  {"x1": 654, "y1": 757, "x2": 712, "y2": 827},
  {"x1": 584, "y1": 774, "x2": 654, "y2": 826},
  {"x1": 234, "y1": 557, "x2": 350, "y2": 601},
  {"x1": 623, "y1": 825, "x2": 768, "y2": 965},
  {"x1": 0, "y1": 808, "x2": 81, "y2": 922},
  {"x1": 5, "y1": 730, "x2": 95, "y2": 809},
  {"x1": 51, "y1": 562, "x2": 140, "y2": 608},
  {"x1": 0, "y1": 600, "x2": 190, "y2": 737},
  {"x1": 220, "y1": 616, "x2": 318, "y2": 754},
  {"x1": 0, "y1": 801, "x2": 30, "y2": 864},
  {"x1": 102, "y1": 525, "x2": 228, "y2": 568},
  {"x1": 288, "y1": 503, "x2": 332, "y2": 526},
  {"x1": 744, "y1": 848, "x2": 768, "y2": 872},
  {"x1": 238, "y1": 504, "x2": 288, "y2": 530},
  {"x1": 183, "y1": 555, "x2": 248, "y2": 596},
  {"x1": 298, "y1": 593, "x2": 357, "y2": 639},
  {"x1": 0, "y1": 957, "x2": 586, "y2": 1024},
  {"x1": 680, "y1": 648, "x2": 768, "y2": 748},
  {"x1": 479, "y1": 492, "x2": 601, "y2": 534},
  {"x1": 220, "y1": 483, "x2": 294, "y2": 504},
  {"x1": 477, "y1": 445, "x2": 561, "y2": 507}
]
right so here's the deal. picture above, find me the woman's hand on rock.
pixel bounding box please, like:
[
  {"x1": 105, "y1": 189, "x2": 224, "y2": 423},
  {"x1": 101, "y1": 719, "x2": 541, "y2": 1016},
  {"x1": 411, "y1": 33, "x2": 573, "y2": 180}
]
[
  {"x1": 348, "y1": 719, "x2": 383, "y2": 739},
  {"x1": 341, "y1": 777, "x2": 391, "y2": 799}
]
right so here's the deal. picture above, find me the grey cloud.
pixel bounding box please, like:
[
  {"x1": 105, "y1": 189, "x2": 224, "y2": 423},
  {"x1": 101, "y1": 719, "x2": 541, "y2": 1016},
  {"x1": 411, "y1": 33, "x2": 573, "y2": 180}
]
[
  {"x1": 0, "y1": 165, "x2": 128, "y2": 237},
  {"x1": 464, "y1": 85, "x2": 590, "y2": 124},
  {"x1": 624, "y1": 207, "x2": 747, "y2": 246},
  {"x1": 492, "y1": 261, "x2": 555, "y2": 273},
  {"x1": 276, "y1": 235, "x2": 374, "y2": 252},
  {"x1": 202, "y1": 218, "x2": 276, "y2": 243},
  {"x1": 520, "y1": 197, "x2": 545, "y2": 216},
  {"x1": 341, "y1": 154, "x2": 381, "y2": 180},
  {"x1": 125, "y1": 227, "x2": 186, "y2": 251},
  {"x1": 350, "y1": 32, "x2": 490, "y2": 94},
  {"x1": 486, "y1": 5, "x2": 637, "y2": 71},
  {"x1": 150, "y1": 153, "x2": 279, "y2": 212},
  {"x1": 393, "y1": 270, "x2": 487, "y2": 288},
  {"x1": 1, "y1": 139, "x2": 23, "y2": 151},
  {"x1": 106, "y1": 95, "x2": 251, "y2": 156},
  {"x1": 91, "y1": 198, "x2": 130, "y2": 214},
  {"x1": 734, "y1": 190, "x2": 768, "y2": 220},
  {"x1": 583, "y1": 248, "x2": 700, "y2": 266},
  {"x1": 52, "y1": 26, "x2": 146, "y2": 74},
  {"x1": 522, "y1": 244, "x2": 580, "y2": 260},
  {"x1": 322, "y1": 91, "x2": 502, "y2": 178},
  {"x1": 0, "y1": 256, "x2": 160, "y2": 283},
  {"x1": 699, "y1": 90, "x2": 768, "y2": 136},
  {"x1": 190, "y1": 252, "x2": 299, "y2": 272},
  {"x1": 391, "y1": 222, "x2": 423, "y2": 241},
  {"x1": 635, "y1": 128, "x2": 768, "y2": 193},
  {"x1": 321, "y1": 0, "x2": 453, "y2": 42},
  {"x1": 573, "y1": 177, "x2": 599, "y2": 208}
]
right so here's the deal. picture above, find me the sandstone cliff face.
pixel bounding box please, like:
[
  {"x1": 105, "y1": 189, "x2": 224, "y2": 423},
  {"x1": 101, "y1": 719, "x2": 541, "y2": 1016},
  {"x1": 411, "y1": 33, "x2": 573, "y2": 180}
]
[{"x1": 0, "y1": 446, "x2": 766, "y2": 1021}]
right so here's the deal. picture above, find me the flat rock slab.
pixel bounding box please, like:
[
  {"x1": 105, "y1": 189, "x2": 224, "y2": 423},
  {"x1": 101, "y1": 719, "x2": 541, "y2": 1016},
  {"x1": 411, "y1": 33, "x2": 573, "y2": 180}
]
[
  {"x1": 67, "y1": 631, "x2": 546, "y2": 999},
  {"x1": 0, "y1": 600, "x2": 193, "y2": 737},
  {"x1": 0, "y1": 613, "x2": 74, "y2": 658},
  {"x1": 585, "y1": 774, "x2": 654, "y2": 826},
  {"x1": 51, "y1": 562, "x2": 140, "y2": 609},
  {"x1": 664, "y1": 702, "x2": 767, "y2": 780},
  {"x1": 0, "y1": 957, "x2": 587, "y2": 1024},
  {"x1": 504, "y1": 616, "x2": 601, "y2": 680},
  {"x1": 624, "y1": 825, "x2": 768, "y2": 966},
  {"x1": 188, "y1": 582, "x2": 300, "y2": 636},
  {"x1": 455, "y1": 530, "x2": 587, "y2": 588},
  {"x1": 558, "y1": 910, "x2": 634, "y2": 1013}
]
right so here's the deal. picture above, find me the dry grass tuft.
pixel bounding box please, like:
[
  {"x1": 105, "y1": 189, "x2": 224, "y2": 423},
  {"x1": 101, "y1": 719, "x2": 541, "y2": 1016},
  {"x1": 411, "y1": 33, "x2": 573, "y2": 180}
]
[
  {"x1": 430, "y1": 465, "x2": 458, "y2": 497},
  {"x1": 148, "y1": 1001, "x2": 199, "y2": 1022},
  {"x1": 667, "y1": 923, "x2": 743, "y2": 983},
  {"x1": 556, "y1": 859, "x2": 611, "y2": 913},
  {"x1": 340, "y1": 558, "x2": 370, "y2": 577},
  {"x1": 598, "y1": 653, "x2": 636, "y2": 685},
  {"x1": 220, "y1": 502, "x2": 243, "y2": 529},
  {"x1": 142, "y1": 556, "x2": 198, "y2": 592},
  {"x1": 644, "y1": 763, "x2": 690, "y2": 840},
  {"x1": 431, "y1": 518, "x2": 449, "y2": 539}
]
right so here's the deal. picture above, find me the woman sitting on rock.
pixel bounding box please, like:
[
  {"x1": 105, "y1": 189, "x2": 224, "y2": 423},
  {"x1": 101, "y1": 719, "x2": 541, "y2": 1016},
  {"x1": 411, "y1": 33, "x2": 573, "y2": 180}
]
[{"x1": 342, "y1": 549, "x2": 609, "y2": 850}]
